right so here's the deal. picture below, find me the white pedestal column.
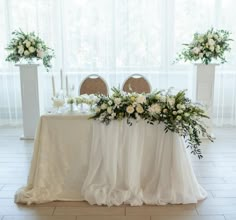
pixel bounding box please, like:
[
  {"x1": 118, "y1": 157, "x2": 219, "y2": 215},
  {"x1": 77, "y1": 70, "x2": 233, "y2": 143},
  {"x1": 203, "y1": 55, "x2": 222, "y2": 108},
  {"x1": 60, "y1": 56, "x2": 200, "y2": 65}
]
[
  {"x1": 194, "y1": 64, "x2": 218, "y2": 137},
  {"x1": 16, "y1": 64, "x2": 44, "y2": 140}
]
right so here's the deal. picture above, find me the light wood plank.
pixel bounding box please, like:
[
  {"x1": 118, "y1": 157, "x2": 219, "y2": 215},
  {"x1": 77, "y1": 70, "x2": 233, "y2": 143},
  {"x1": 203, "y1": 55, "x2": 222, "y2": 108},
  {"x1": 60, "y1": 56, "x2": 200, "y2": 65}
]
[
  {"x1": 54, "y1": 207, "x2": 125, "y2": 216},
  {"x1": 3, "y1": 217, "x2": 76, "y2": 220},
  {"x1": 126, "y1": 206, "x2": 198, "y2": 216},
  {"x1": 151, "y1": 216, "x2": 225, "y2": 220}
]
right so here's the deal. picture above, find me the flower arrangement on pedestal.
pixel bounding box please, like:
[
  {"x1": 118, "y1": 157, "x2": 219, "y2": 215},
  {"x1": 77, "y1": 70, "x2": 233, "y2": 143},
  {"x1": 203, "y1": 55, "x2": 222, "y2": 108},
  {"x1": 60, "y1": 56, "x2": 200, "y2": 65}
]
[
  {"x1": 175, "y1": 28, "x2": 233, "y2": 64},
  {"x1": 5, "y1": 29, "x2": 55, "y2": 71},
  {"x1": 90, "y1": 88, "x2": 213, "y2": 159}
]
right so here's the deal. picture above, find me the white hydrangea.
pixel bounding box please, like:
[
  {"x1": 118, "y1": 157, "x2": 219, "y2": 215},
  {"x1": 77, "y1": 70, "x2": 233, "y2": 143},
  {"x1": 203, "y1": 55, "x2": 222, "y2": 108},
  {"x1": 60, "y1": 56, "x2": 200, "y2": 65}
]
[
  {"x1": 136, "y1": 95, "x2": 146, "y2": 104},
  {"x1": 148, "y1": 103, "x2": 161, "y2": 114},
  {"x1": 114, "y1": 98, "x2": 121, "y2": 105}
]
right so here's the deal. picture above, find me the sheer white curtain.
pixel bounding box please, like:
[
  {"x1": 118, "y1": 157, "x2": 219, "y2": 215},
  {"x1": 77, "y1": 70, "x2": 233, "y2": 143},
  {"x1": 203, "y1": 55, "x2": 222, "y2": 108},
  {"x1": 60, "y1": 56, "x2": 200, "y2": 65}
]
[{"x1": 0, "y1": 0, "x2": 236, "y2": 126}]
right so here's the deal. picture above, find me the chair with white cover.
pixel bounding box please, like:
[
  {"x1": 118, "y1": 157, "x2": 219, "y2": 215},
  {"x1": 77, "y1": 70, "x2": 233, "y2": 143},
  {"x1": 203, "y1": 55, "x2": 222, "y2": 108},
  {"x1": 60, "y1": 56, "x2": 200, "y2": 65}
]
[
  {"x1": 79, "y1": 74, "x2": 108, "y2": 95},
  {"x1": 122, "y1": 74, "x2": 151, "y2": 93}
]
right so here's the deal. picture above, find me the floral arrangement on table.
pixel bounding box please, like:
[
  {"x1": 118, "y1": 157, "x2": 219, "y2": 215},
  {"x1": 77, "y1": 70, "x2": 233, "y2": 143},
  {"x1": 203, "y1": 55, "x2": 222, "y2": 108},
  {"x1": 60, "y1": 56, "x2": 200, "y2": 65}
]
[
  {"x1": 175, "y1": 28, "x2": 233, "y2": 64},
  {"x1": 76, "y1": 95, "x2": 97, "y2": 105},
  {"x1": 5, "y1": 29, "x2": 55, "y2": 71},
  {"x1": 90, "y1": 88, "x2": 213, "y2": 159}
]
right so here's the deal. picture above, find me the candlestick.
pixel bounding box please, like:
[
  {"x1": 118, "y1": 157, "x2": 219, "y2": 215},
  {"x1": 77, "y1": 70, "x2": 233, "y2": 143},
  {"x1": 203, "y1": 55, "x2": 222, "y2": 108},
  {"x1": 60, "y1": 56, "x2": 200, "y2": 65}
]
[
  {"x1": 60, "y1": 68, "x2": 63, "y2": 90},
  {"x1": 52, "y1": 75, "x2": 56, "y2": 97},
  {"x1": 66, "y1": 75, "x2": 69, "y2": 96}
]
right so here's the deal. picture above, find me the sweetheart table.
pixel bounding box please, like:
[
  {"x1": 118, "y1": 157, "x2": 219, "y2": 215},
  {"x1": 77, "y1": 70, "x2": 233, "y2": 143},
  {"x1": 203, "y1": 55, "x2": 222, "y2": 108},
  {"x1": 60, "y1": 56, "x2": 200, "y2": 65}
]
[{"x1": 15, "y1": 113, "x2": 207, "y2": 206}]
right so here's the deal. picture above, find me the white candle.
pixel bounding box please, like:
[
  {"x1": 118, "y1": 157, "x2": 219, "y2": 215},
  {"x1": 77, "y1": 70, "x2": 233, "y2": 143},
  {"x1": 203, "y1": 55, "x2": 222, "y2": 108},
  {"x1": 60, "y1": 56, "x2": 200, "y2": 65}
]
[
  {"x1": 60, "y1": 69, "x2": 63, "y2": 90},
  {"x1": 66, "y1": 75, "x2": 69, "y2": 96},
  {"x1": 52, "y1": 75, "x2": 56, "y2": 97}
]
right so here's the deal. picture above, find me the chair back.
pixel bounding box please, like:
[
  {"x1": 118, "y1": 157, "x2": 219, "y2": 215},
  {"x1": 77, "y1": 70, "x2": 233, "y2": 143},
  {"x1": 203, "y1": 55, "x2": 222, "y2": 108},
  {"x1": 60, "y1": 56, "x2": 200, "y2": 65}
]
[
  {"x1": 122, "y1": 74, "x2": 151, "y2": 93},
  {"x1": 79, "y1": 74, "x2": 108, "y2": 95}
]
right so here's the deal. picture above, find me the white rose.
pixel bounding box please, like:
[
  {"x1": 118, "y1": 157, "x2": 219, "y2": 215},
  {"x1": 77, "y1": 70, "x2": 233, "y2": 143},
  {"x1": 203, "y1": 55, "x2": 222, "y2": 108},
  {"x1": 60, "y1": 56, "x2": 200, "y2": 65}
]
[
  {"x1": 37, "y1": 50, "x2": 44, "y2": 58},
  {"x1": 163, "y1": 108, "x2": 168, "y2": 113},
  {"x1": 184, "y1": 113, "x2": 190, "y2": 117},
  {"x1": 24, "y1": 50, "x2": 30, "y2": 56},
  {"x1": 17, "y1": 45, "x2": 24, "y2": 55},
  {"x1": 101, "y1": 103, "x2": 107, "y2": 110},
  {"x1": 178, "y1": 110, "x2": 183, "y2": 114},
  {"x1": 136, "y1": 95, "x2": 146, "y2": 104},
  {"x1": 107, "y1": 107, "x2": 112, "y2": 114},
  {"x1": 114, "y1": 98, "x2": 121, "y2": 105},
  {"x1": 148, "y1": 106, "x2": 155, "y2": 114},
  {"x1": 25, "y1": 40, "x2": 31, "y2": 48},
  {"x1": 126, "y1": 105, "x2": 134, "y2": 114},
  {"x1": 172, "y1": 111, "x2": 177, "y2": 115},
  {"x1": 181, "y1": 104, "x2": 186, "y2": 110},
  {"x1": 108, "y1": 100, "x2": 113, "y2": 106},
  {"x1": 192, "y1": 47, "x2": 200, "y2": 54},
  {"x1": 29, "y1": 46, "x2": 35, "y2": 53},
  {"x1": 208, "y1": 38, "x2": 215, "y2": 46},
  {"x1": 136, "y1": 104, "x2": 144, "y2": 114},
  {"x1": 210, "y1": 46, "x2": 215, "y2": 52},
  {"x1": 176, "y1": 115, "x2": 182, "y2": 120},
  {"x1": 199, "y1": 53, "x2": 204, "y2": 58},
  {"x1": 177, "y1": 104, "x2": 182, "y2": 109},
  {"x1": 111, "y1": 112, "x2": 116, "y2": 117},
  {"x1": 216, "y1": 45, "x2": 220, "y2": 53}
]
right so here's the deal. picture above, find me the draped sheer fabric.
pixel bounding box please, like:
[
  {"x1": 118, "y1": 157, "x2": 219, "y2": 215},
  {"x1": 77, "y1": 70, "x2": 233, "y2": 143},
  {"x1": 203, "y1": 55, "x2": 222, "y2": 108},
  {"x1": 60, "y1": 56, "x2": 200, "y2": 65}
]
[
  {"x1": 82, "y1": 120, "x2": 207, "y2": 206},
  {"x1": 15, "y1": 115, "x2": 207, "y2": 205},
  {"x1": 1, "y1": 0, "x2": 236, "y2": 126}
]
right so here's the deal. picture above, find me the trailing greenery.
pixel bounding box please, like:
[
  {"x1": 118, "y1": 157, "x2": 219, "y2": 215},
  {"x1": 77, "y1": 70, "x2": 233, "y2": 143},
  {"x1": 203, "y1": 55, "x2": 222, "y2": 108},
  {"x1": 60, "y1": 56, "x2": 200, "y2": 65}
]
[
  {"x1": 5, "y1": 29, "x2": 55, "y2": 71},
  {"x1": 175, "y1": 28, "x2": 233, "y2": 64},
  {"x1": 90, "y1": 88, "x2": 213, "y2": 159}
]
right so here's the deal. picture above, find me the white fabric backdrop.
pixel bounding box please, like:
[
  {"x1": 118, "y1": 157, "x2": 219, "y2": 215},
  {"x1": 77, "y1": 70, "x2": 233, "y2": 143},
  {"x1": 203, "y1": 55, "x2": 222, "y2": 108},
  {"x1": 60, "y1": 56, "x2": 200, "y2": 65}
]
[{"x1": 0, "y1": 0, "x2": 236, "y2": 126}]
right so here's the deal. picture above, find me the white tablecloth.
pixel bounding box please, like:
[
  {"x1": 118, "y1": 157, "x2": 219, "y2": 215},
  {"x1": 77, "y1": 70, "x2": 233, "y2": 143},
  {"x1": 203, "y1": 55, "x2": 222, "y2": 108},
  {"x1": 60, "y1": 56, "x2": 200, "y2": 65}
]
[{"x1": 15, "y1": 114, "x2": 207, "y2": 205}]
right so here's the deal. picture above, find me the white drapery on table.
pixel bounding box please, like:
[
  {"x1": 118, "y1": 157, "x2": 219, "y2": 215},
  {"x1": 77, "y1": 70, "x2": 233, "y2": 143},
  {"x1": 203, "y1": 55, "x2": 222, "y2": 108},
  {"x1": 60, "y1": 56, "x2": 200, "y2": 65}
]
[{"x1": 15, "y1": 114, "x2": 207, "y2": 205}]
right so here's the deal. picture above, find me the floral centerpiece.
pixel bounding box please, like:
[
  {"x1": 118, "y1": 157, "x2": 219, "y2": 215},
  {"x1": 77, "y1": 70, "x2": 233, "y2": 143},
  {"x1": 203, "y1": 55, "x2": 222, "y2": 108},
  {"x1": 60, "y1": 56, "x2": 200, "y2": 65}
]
[
  {"x1": 5, "y1": 29, "x2": 55, "y2": 71},
  {"x1": 90, "y1": 88, "x2": 213, "y2": 159},
  {"x1": 175, "y1": 28, "x2": 233, "y2": 64}
]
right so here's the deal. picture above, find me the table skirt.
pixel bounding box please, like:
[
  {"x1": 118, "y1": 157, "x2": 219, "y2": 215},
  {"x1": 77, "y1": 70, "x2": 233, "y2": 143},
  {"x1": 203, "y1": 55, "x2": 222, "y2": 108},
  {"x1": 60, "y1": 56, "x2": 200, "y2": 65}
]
[{"x1": 15, "y1": 114, "x2": 207, "y2": 205}]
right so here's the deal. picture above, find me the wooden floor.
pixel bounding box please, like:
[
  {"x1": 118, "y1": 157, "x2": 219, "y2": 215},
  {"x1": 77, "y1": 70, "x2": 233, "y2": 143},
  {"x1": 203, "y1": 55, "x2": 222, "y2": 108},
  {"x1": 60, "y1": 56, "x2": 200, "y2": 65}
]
[{"x1": 0, "y1": 126, "x2": 236, "y2": 220}]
